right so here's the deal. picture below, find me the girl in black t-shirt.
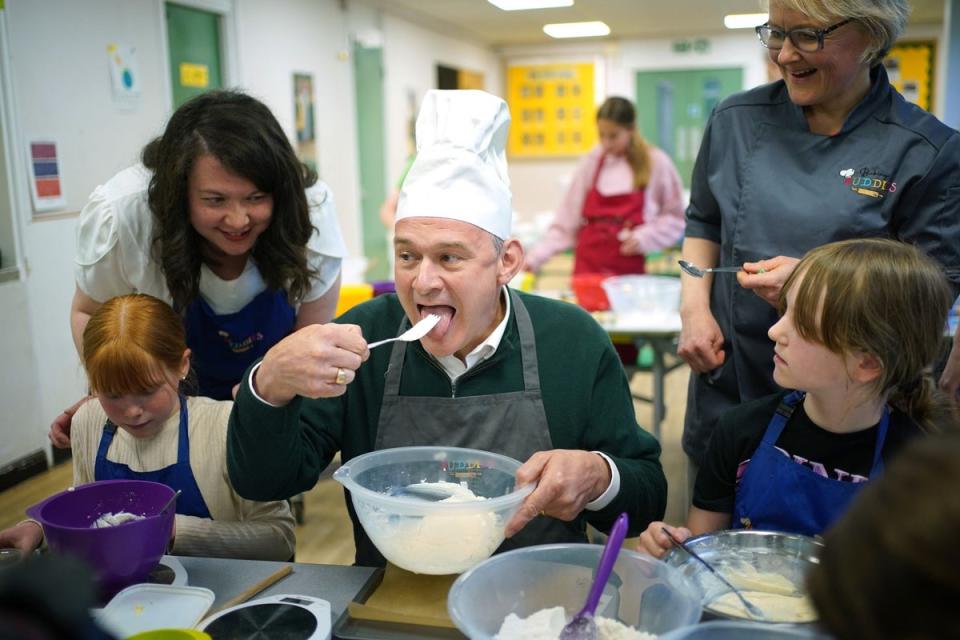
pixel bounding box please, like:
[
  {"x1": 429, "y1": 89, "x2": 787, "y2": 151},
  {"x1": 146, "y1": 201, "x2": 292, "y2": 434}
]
[{"x1": 640, "y1": 238, "x2": 956, "y2": 557}]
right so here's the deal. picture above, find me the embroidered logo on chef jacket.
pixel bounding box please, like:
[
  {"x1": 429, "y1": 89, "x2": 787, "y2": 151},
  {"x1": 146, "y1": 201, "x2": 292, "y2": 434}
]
[
  {"x1": 840, "y1": 167, "x2": 897, "y2": 199},
  {"x1": 217, "y1": 330, "x2": 265, "y2": 353}
]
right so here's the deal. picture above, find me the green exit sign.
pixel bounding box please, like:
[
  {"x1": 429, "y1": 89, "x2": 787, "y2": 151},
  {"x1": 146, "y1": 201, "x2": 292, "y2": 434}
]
[{"x1": 672, "y1": 39, "x2": 711, "y2": 53}]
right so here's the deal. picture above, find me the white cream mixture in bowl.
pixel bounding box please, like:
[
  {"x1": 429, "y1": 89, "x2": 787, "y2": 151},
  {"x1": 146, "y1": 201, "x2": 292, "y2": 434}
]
[
  {"x1": 333, "y1": 446, "x2": 534, "y2": 574},
  {"x1": 663, "y1": 529, "x2": 823, "y2": 625}
]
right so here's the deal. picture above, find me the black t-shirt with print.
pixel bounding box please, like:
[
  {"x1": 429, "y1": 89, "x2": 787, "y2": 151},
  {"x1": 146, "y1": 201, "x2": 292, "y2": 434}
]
[{"x1": 693, "y1": 391, "x2": 922, "y2": 514}]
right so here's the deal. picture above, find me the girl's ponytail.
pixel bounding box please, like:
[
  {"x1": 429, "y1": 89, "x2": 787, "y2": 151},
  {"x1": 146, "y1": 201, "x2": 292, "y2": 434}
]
[{"x1": 889, "y1": 372, "x2": 959, "y2": 434}]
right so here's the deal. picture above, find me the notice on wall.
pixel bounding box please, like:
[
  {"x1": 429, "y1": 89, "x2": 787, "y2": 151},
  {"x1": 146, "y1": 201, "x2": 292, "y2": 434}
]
[
  {"x1": 293, "y1": 73, "x2": 317, "y2": 171},
  {"x1": 107, "y1": 43, "x2": 141, "y2": 110},
  {"x1": 180, "y1": 62, "x2": 210, "y2": 89},
  {"x1": 506, "y1": 62, "x2": 596, "y2": 158},
  {"x1": 27, "y1": 139, "x2": 66, "y2": 214},
  {"x1": 884, "y1": 41, "x2": 935, "y2": 111}
]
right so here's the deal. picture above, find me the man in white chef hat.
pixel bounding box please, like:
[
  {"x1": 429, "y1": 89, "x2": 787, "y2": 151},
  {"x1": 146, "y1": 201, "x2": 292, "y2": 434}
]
[{"x1": 228, "y1": 90, "x2": 667, "y2": 567}]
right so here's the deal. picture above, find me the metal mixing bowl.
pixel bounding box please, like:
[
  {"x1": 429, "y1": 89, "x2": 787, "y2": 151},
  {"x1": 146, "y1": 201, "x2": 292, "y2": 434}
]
[{"x1": 663, "y1": 530, "x2": 824, "y2": 624}]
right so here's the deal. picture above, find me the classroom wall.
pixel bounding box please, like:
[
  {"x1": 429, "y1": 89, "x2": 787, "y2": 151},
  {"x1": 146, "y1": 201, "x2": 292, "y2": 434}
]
[
  {"x1": 380, "y1": 13, "x2": 504, "y2": 194},
  {"x1": 235, "y1": 0, "x2": 363, "y2": 254},
  {"x1": 501, "y1": 21, "x2": 953, "y2": 230},
  {"x1": 0, "y1": 0, "x2": 172, "y2": 470},
  {"x1": 501, "y1": 32, "x2": 767, "y2": 226},
  {"x1": 943, "y1": 0, "x2": 960, "y2": 128},
  {"x1": 0, "y1": 0, "x2": 367, "y2": 469}
]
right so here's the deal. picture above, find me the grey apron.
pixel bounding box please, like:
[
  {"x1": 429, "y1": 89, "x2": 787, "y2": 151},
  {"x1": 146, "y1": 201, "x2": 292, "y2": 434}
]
[{"x1": 375, "y1": 289, "x2": 588, "y2": 556}]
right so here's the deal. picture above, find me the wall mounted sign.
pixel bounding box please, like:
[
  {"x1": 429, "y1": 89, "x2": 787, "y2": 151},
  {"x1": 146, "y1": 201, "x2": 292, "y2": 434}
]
[
  {"x1": 506, "y1": 62, "x2": 596, "y2": 158},
  {"x1": 293, "y1": 73, "x2": 317, "y2": 171},
  {"x1": 27, "y1": 139, "x2": 66, "y2": 214},
  {"x1": 107, "y1": 43, "x2": 141, "y2": 109},
  {"x1": 884, "y1": 41, "x2": 935, "y2": 112},
  {"x1": 179, "y1": 62, "x2": 210, "y2": 89}
]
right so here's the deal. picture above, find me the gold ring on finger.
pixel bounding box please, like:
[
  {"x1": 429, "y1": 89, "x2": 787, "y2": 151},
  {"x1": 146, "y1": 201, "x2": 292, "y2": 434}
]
[{"x1": 335, "y1": 367, "x2": 347, "y2": 385}]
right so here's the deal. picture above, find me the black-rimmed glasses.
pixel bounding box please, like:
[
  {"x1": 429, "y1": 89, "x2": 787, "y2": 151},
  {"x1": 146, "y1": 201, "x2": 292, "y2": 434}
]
[{"x1": 755, "y1": 19, "x2": 852, "y2": 52}]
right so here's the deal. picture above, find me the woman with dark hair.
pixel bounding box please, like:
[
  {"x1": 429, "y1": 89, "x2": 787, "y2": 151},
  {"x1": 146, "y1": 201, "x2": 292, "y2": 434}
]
[
  {"x1": 524, "y1": 96, "x2": 685, "y2": 277},
  {"x1": 68, "y1": 90, "x2": 347, "y2": 402}
]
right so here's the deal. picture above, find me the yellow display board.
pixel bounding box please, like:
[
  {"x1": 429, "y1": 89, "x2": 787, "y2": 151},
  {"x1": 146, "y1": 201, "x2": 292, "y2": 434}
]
[
  {"x1": 884, "y1": 41, "x2": 935, "y2": 112},
  {"x1": 507, "y1": 62, "x2": 596, "y2": 158}
]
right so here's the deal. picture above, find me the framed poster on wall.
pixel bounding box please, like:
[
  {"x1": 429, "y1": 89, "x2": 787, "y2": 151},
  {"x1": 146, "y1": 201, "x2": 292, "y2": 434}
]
[
  {"x1": 506, "y1": 62, "x2": 596, "y2": 158},
  {"x1": 884, "y1": 41, "x2": 935, "y2": 112},
  {"x1": 293, "y1": 73, "x2": 317, "y2": 171}
]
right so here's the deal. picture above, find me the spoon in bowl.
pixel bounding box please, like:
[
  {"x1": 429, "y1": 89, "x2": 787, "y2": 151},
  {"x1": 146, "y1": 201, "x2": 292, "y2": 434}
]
[
  {"x1": 158, "y1": 489, "x2": 182, "y2": 516},
  {"x1": 388, "y1": 481, "x2": 463, "y2": 501},
  {"x1": 559, "y1": 512, "x2": 629, "y2": 640},
  {"x1": 368, "y1": 314, "x2": 441, "y2": 349},
  {"x1": 661, "y1": 527, "x2": 767, "y2": 621},
  {"x1": 678, "y1": 260, "x2": 746, "y2": 278}
]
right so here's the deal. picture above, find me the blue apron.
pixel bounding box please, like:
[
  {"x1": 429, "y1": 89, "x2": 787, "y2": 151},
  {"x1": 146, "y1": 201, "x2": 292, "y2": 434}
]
[
  {"x1": 184, "y1": 288, "x2": 295, "y2": 400},
  {"x1": 732, "y1": 390, "x2": 889, "y2": 536},
  {"x1": 94, "y1": 396, "x2": 212, "y2": 519}
]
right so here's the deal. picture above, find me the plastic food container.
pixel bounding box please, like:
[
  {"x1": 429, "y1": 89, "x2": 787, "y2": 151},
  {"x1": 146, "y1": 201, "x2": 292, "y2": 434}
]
[
  {"x1": 332, "y1": 446, "x2": 533, "y2": 575},
  {"x1": 663, "y1": 529, "x2": 824, "y2": 624},
  {"x1": 27, "y1": 480, "x2": 176, "y2": 596},
  {"x1": 448, "y1": 543, "x2": 702, "y2": 639},
  {"x1": 601, "y1": 274, "x2": 681, "y2": 314},
  {"x1": 94, "y1": 583, "x2": 215, "y2": 638}
]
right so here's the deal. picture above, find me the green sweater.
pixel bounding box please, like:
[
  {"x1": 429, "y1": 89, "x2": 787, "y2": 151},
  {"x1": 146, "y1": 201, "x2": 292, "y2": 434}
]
[{"x1": 228, "y1": 290, "x2": 666, "y2": 566}]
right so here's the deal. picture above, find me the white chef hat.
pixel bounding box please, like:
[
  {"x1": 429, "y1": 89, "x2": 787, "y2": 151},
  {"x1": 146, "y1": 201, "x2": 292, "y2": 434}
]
[{"x1": 396, "y1": 90, "x2": 512, "y2": 239}]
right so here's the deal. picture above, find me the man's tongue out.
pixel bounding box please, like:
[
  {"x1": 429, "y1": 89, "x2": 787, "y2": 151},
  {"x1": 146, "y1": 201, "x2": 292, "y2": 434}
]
[{"x1": 420, "y1": 305, "x2": 455, "y2": 337}]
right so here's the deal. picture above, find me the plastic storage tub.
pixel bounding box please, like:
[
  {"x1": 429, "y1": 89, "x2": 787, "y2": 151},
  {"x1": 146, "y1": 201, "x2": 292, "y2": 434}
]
[
  {"x1": 601, "y1": 274, "x2": 681, "y2": 314},
  {"x1": 332, "y1": 446, "x2": 533, "y2": 575},
  {"x1": 448, "y1": 543, "x2": 702, "y2": 639}
]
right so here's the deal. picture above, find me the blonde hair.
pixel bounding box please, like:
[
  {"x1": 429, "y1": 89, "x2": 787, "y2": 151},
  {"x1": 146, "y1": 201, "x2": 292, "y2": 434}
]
[
  {"x1": 780, "y1": 238, "x2": 955, "y2": 432},
  {"x1": 83, "y1": 294, "x2": 188, "y2": 396},
  {"x1": 596, "y1": 97, "x2": 651, "y2": 189},
  {"x1": 765, "y1": 0, "x2": 909, "y2": 65}
]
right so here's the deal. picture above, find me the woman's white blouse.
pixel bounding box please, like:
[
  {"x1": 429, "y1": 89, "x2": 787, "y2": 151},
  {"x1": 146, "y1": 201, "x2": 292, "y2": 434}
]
[{"x1": 75, "y1": 164, "x2": 347, "y2": 314}]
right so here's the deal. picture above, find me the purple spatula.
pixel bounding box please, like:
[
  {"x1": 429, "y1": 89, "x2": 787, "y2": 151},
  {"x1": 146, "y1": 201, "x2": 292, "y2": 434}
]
[{"x1": 559, "y1": 512, "x2": 629, "y2": 640}]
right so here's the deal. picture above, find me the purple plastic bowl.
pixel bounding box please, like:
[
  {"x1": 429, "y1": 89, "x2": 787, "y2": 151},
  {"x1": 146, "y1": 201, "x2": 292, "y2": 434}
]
[{"x1": 26, "y1": 479, "x2": 175, "y2": 595}]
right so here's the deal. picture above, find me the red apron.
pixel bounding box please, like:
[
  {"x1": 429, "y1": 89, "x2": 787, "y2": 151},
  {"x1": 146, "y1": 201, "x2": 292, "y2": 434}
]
[{"x1": 573, "y1": 154, "x2": 646, "y2": 276}]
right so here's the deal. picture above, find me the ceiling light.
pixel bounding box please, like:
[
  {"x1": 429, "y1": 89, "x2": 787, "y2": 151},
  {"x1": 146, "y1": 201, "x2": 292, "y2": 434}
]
[
  {"x1": 724, "y1": 13, "x2": 768, "y2": 29},
  {"x1": 488, "y1": 0, "x2": 573, "y2": 10},
  {"x1": 543, "y1": 21, "x2": 610, "y2": 39}
]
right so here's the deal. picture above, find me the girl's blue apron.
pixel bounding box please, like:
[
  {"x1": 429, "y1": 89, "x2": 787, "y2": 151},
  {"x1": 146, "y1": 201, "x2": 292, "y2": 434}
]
[
  {"x1": 733, "y1": 390, "x2": 888, "y2": 536},
  {"x1": 94, "y1": 396, "x2": 211, "y2": 519},
  {"x1": 184, "y1": 288, "x2": 295, "y2": 400}
]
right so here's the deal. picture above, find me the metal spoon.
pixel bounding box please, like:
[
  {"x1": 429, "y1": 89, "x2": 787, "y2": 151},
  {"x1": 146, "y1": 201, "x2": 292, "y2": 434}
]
[
  {"x1": 368, "y1": 314, "x2": 441, "y2": 349},
  {"x1": 559, "y1": 512, "x2": 629, "y2": 640},
  {"x1": 388, "y1": 481, "x2": 463, "y2": 501},
  {"x1": 661, "y1": 527, "x2": 767, "y2": 621},
  {"x1": 158, "y1": 489, "x2": 182, "y2": 516},
  {"x1": 678, "y1": 260, "x2": 745, "y2": 278}
]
